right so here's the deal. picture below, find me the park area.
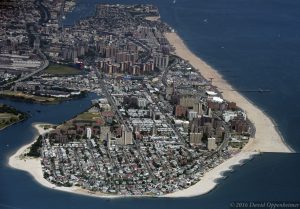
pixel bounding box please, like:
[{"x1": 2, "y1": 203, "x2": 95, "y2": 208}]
[
  {"x1": 0, "y1": 104, "x2": 26, "y2": 130},
  {"x1": 44, "y1": 64, "x2": 82, "y2": 75}
]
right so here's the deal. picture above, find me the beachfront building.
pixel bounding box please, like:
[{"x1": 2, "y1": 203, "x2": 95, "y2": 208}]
[{"x1": 207, "y1": 137, "x2": 217, "y2": 151}]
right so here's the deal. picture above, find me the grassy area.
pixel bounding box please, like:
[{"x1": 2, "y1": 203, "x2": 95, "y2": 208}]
[
  {"x1": 58, "y1": 111, "x2": 102, "y2": 130},
  {"x1": 0, "y1": 104, "x2": 27, "y2": 130},
  {"x1": 44, "y1": 64, "x2": 82, "y2": 75},
  {"x1": 0, "y1": 90, "x2": 58, "y2": 103},
  {"x1": 0, "y1": 113, "x2": 19, "y2": 129},
  {"x1": 0, "y1": 113, "x2": 16, "y2": 118},
  {"x1": 74, "y1": 112, "x2": 102, "y2": 121}
]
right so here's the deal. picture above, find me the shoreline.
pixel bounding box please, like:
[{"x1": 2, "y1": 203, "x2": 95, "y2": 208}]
[
  {"x1": 0, "y1": 90, "x2": 88, "y2": 105},
  {"x1": 164, "y1": 31, "x2": 293, "y2": 153},
  {"x1": 164, "y1": 151, "x2": 258, "y2": 198},
  {"x1": 7, "y1": 125, "x2": 257, "y2": 198},
  {"x1": 0, "y1": 105, "x2": 28, "y2": 131},
  {"x1": 0, "y1": 117, "x2": 26, "y2": 131},
  {"x1": 8, "y1": 123, "x2": 129, "y2": 199},
  {"x1": 0, "y1": 94, "x2": 60, "y2": 105}
]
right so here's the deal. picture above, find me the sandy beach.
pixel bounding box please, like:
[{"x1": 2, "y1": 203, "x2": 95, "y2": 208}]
[
  {"x1": 8, "y1": 123, "x2": 128, "y2": 199},
  {"x1": 164, "y1": 152, "x2": 257, "y2": 197},
  {"x1": 8, "y1": 124, "x2": 258, "y2": 198},
  {"x1": 165, "y1": 31, "x2": 293, "y2": 153},
  {"x1": 8, "y1": 124, "x2": 259, "y2": 198},
  {"x1": 161, "y1": 31, "x2": 293, "y2": 197},
  {"x1": 8, "y1": 124, "x2": 56, "y2": 189}
]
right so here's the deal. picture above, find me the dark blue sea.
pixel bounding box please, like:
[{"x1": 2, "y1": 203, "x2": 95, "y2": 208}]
[{"x1": 1, "y1": 0, "x2": 300, "y2": 208}]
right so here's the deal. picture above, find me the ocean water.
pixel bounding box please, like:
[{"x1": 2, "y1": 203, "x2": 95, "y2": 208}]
[{"x1": 1, "y1": 0, "x2": 300, "y2": 209}]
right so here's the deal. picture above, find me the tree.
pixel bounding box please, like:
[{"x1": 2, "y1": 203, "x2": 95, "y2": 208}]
[
  {"x1": 201, "y1": 133, "x2": 208, "y2": 144},
  {"x1": 27, "y1": 135, "x2": 43, "y2": 157}
]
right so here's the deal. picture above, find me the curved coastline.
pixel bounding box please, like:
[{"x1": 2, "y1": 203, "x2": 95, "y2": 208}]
[
  {"x1": 164, "y1": 31, "x2": 293, "y2": 153},
  {"x1": 7, "y1": 31, "x2": 293, "y2": 199},
  {"x1": 164, "y1": 152, "x2": 258, "y2": 198},
  {"x1": 8, "y1": 124, "x2": 117, "y2": 198},
  {"x1": 8, "y1": 124, "x2": 259, "y2": 198}
]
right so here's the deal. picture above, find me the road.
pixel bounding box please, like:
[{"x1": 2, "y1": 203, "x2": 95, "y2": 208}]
[
  {"x1": 161, "y1": 57, "x2": 179, "y2": 86},
  {"x1": 94, "y1": 68, "x2": 129, "y2": 131},
  {"x1": 93, "y1": 67, "x2": 156, "y2": 180},
  {"x1": 127, "y1": 37, "x2": 152, "y2": 63},
  {"x1": 59, "y1": 0, "x2": 66, "y2": 28},
  {"x1": 1, "y1": 0, "x2": 49, "y2": 89},
  {"x1": 158, "y1": 57, "x2": 187, "y2": 144},
  {"x1": 1, "y1": 37, "x2": 49, "y2": 89}
]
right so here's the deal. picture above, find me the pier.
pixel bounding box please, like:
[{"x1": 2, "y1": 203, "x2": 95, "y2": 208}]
[{"x1": 220, "y1": 88, "x2": 271, "y2": 93}]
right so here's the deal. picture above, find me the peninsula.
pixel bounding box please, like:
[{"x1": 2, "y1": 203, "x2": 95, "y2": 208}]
[{"x1": 6, "y1": 2, "x2": 292, "y2": 198}]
